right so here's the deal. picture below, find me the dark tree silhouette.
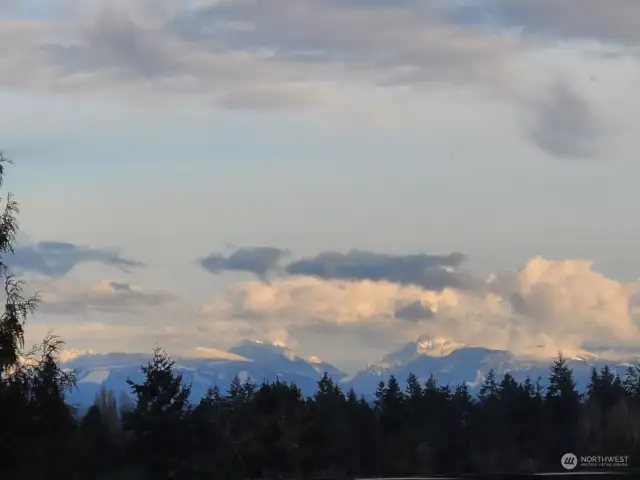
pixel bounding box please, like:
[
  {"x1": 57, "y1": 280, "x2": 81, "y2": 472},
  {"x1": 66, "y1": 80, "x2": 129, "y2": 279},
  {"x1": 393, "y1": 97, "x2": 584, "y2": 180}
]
[
  {"x1": 0, "y1": 155, "x2": 78, "y2": 479},
  {"x1": 123, "y1": 347, "x2": 192, "y2": 479}
]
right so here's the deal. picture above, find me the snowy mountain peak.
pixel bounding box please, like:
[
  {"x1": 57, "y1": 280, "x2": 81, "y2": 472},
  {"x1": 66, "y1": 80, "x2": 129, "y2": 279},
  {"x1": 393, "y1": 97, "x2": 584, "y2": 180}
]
[
  {"x1": 378, "y1": 335, "x2": 467, "y2": 369},
  {"x1": 416, "y1": 335, "x2": 464, "y2": 357},
  {"x1": 230, "y1": 339, "x2": 302, "y2": 362},
  {"x1": 60, "y1": 348, "x2": 95, "y2": 363}
]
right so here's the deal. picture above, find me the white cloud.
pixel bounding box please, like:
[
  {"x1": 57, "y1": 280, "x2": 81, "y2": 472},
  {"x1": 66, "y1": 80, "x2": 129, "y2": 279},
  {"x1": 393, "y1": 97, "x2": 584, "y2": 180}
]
[{"x1": 199, "y1": 257, "x2": 640, "y2": 361}]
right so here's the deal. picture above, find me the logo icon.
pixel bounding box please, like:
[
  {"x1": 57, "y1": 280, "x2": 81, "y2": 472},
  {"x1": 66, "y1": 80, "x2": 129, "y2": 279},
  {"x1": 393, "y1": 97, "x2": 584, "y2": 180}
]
[{"x1": 561, "y1": 453, "x2": 578, "y2": 470}]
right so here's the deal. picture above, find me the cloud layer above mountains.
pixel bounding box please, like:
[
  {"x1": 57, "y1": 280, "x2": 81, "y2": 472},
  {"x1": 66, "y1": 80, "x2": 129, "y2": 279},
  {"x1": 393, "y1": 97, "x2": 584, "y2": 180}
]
[
  {"x1": 14, "y1": 240, "x2": 640, "y2": 369},
  {"x1": 1, "y1": 0, "x2": 637, "y2": 159},
  {"x1": 198, "y1": 247, "x2": 640, "y2": 363}
]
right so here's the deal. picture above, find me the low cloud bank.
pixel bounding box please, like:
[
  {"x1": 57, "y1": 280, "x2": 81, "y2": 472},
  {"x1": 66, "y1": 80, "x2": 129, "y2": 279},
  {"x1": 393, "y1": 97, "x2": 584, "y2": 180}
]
[{"x1": 200, "y1": 253, "x2": 640, "y2": 361}]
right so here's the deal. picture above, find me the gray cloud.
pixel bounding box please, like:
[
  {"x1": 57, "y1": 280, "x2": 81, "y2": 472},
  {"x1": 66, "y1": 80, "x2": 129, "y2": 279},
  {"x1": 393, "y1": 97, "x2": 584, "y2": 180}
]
[
  {"x1": 0, "y1": 0, "x2": 624, "y2": 159},
  {"x1": 44, "y1": 9, "x2": 181, "y2": 80},
  {"x1": 9, "y1": 241, "x2": 144, "y2": 276},
  {"x1": 476, "y1": 0, "x2": 640, "y2": 45},
  {"x1": 395, "y1": 300, "x2": 434, "y2": 322},
  {"x1": 169, "y1": 0, "x2": 522, "y2": 88},
  {"x1": 138, "y1": 1, "x2": 621, "y2": 159},
  {"x1": 108, "y1": 281, "x2": 134, "y2": 292},
  {"x1": 37, "y1": 4, "x2": 336, "y2": 106},
  {"x1": 40, "y1": 280, "x2": 178, "y2": 315},
  {"x1": 199, "y1": 246, "x2": 479, "y2": 291},
  {"x1": 286, "y1": 249, "x2": 471, "y2": 291},
  {"x1": 199, "y1": 247, "x2": 288, "y2": 279},
  {"x1": 529, "y1": 82, "x2": 601, "y2": 159}
]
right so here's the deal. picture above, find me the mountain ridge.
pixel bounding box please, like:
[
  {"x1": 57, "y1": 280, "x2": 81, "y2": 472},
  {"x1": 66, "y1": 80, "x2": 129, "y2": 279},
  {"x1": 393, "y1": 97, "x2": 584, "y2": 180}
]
[{"x1": 62, "y1": 337, "x2": 640, "y2": 408}]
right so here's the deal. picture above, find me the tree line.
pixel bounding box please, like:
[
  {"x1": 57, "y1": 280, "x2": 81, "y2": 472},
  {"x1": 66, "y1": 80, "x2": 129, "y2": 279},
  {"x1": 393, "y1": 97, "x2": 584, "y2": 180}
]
[
  {"x1": 1, "y1": 154, "x2": 639, "y2": 479},
  {"x1": 4, "y1": 344, "x2": 640, "y2": 479}
]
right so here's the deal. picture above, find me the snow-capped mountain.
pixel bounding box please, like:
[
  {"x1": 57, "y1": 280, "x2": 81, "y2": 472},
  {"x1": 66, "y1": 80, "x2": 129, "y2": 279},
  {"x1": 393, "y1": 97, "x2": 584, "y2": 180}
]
[
  {"x1": 63, "y1": 336, "x2": 640, "y2": 410},
  {"x1": 64, "y1": 340, "x2": 347, "y2": 409},
  {"x1": 60, "y1": 348, "x2": 95, "y2": 363},
  {"x1": 345, "y1": 336, "x2": 639, "y2": 397},
  {"x1": 227, "y1": 340, "x2": 348, "y2": 381},
  {"x1": 378, "y1": 335, "x2": 467, "y2": 368}
]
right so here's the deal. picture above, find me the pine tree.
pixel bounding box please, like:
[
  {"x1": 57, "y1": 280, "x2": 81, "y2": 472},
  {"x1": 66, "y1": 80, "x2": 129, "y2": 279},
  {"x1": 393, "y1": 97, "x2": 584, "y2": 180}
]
[
  {"x1": 498, "y1": 372, "x2": 519, "y2": 401},
  {"x1": 227, "y1": 374, "x2": 244, "y2": 403},
  {"x1": 346, "y1": 387, "x2": 358, "y2": 404},
  {"x1": 478, "y1": 369, "x2": 499, "y2": 403},
  {"x1": 385, "y1": 375, "x2": 403, "y2": 405},
  {"x1": 545, "y1": 353, "x2": 582, "y2": 465},
  {"x1": 123, "y1": 347, "x2": 191, "y2": 478},
  {"x1": 546, "y1": 353, "x2": 580, "y2": 402},
  {"x1": 27, "y1": 334, "x2": 79, "y2": 478},
  {"x1": 405, "y1": 372, "x2": 423, "y2": 400},
  {"x1": 188, "y1": 386, "x2": 237, "y2": 479},
  {"x1": 80, "y1": 405, "x2": 114, "y2": 473},
  {"x1": 374, "y1": 380, "x2": 387, "y2": 412},
  {"x1": 242, "y1": 377, "x2": 256, "y2": 401},
  {"x1": 623, "y1": 366, "x2": 640, "y2": 397},
  {"x1": 315, "y1": 371, "x2": 335, "y2": 397},
  {"x1": 425, "y1": 373, "x2": 438, "y2": 392},
  {"x1": 201, "y1": 385, "x2": 224, "y2": 406}
]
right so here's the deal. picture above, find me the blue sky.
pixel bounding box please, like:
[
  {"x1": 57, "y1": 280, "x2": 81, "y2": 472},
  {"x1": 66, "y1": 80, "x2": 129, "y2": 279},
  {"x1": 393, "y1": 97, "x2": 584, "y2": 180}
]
[{"x1": 2, "y1": 0, "x2": 640, "y2": 371}]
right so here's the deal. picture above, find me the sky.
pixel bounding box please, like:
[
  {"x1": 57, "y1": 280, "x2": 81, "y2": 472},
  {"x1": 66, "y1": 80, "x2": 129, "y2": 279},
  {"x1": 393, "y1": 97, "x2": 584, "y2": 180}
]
[{"x1": 1, "y1": 0, "x2": 640, "y2": 372}]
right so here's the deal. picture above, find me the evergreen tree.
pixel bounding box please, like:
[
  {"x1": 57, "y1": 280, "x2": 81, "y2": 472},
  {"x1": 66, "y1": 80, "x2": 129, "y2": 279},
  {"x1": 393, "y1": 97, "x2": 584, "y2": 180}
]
[
  {"x1": 123, "y1": 347, "x2": 191, "y2": 479},
  {"x1": 0, "y1": 156, "x2": 78, "y2": 479},
  {"x1": 80, "y1": 405, "x2": 114, "y2": 474},
  {"x1": 227, "y1": 374, "x2": 244, "y2": 403},
  {"x1": 546, "y1": 353, "x2": 580, "y2": 402},
  {"x1": 187, "y1": 386, "x2": 241, "y2": 479},
  {"x1": 405, "y1": 372, "x2": 422, "y2": 400},
  {"x1": 623, "y1": 366, "x2": 640, "y2": 397},
  {"x1": 0, "y1": 157, "x2": 39, "y2": 376},
  {"x1": 374, "y1": 380, "x2": 387, "y2": 412},
  {"x1": 477, "y1": 368, "x2": 499, "y2": 403},
  {"x1": 545, "y1": 353, "x2": 582, "y2": 466}
]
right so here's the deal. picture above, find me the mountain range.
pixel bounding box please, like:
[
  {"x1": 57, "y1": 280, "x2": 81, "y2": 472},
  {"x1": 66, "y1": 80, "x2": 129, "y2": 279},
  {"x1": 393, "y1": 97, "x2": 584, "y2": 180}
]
[{"x1": 62, "y1": 336, "x2": 640, "y2": 409}]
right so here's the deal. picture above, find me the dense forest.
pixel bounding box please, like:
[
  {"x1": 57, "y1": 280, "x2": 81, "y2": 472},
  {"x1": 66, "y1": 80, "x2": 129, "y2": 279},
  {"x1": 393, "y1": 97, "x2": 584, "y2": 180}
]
[
  {"x1": 1, "y1": 155, "x2": 639, "y2": 479},
  {"x1": 3, "y1": 344, "x2": 640, "y2": 479}
]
